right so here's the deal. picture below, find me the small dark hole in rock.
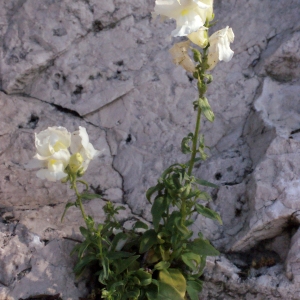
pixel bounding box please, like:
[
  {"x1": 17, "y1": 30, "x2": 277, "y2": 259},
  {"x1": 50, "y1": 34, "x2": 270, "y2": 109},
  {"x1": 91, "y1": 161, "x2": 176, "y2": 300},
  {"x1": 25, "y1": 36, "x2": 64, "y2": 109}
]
[
  {"x1": 73, "y1": 85, "x2": 83, "y2": 95},
  {"x1": 235, "y1": 208, "x2": 242, "y2": 217},
  {"x1": 114, "y1": 60, "x2": 124, "y2": 66},
  {"x1": 215, "y1": 172, "x2": 222, "y2": 180},
  {"x1": 126, "y1": 134, "x2": 132, "y2": 144},
  {"x1": 28, "y1": 114, "x2": 39, "y2": 129},
  {"x1": 90, "y1": 185, "x2": 105, "y2": 196},
  {"x1": 92, "y1": 20, "x2": 104, "y2": 32}
]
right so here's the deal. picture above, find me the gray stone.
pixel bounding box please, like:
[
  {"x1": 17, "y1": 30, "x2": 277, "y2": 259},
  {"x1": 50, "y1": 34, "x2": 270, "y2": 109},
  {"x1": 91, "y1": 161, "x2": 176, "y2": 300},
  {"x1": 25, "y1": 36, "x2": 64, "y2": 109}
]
[
  {"x1": 8, "y1": 239, "x2": 88, "y2": 300},
  {"x1": 1, "y1": 0, "x2": 300, "y2": 298}
]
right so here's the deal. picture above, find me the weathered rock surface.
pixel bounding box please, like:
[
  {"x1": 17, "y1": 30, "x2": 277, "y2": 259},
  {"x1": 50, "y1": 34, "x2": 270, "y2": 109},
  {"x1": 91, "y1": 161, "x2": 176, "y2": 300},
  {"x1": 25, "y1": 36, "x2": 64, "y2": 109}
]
[{"x1": 1, "y1": 0, "x2": 300, "y2": 299}]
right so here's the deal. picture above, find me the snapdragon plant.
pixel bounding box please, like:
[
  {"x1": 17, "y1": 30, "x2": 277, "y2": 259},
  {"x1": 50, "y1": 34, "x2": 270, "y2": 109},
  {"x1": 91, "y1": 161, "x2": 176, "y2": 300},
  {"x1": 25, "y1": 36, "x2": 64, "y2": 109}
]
[{"x1": 28, "y1": 0, "x2": 234, "y2": 299}]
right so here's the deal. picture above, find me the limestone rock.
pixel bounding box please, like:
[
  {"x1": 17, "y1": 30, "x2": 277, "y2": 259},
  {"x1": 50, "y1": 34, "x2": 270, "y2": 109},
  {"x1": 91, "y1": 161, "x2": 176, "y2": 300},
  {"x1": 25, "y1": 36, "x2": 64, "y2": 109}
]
[
  {"x1": 1, "y1": 0, "x2": 300, "y2": 299},
  {"x1": 8, "y1": 239, "x2": 88, "y2": 300},
  {"x1": 0, "y1": 92, "x2": 121, "y2": 210}
]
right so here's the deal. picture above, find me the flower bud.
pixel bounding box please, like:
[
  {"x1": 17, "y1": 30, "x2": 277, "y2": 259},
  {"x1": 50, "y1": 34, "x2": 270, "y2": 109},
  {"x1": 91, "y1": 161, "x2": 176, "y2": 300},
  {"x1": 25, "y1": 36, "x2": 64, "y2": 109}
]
[
  {"x1": 188, "y1": 28, "x2": 209, "y2": 48},
  {"x1": 69, "y1": 153, "x2": 84, "y2": 174},
  {"x1": 61, "y1": 176, "x2": 69, "y2": 183},
  {"x1": 77, "y1": 167, "x2": 85, "y2": 177}
]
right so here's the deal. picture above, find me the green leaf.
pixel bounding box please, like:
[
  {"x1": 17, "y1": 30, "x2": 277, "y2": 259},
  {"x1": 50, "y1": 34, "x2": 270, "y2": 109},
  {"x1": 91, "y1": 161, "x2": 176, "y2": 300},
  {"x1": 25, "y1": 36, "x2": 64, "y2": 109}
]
[
  {"x1": 199, "y1": 97, "x2": 214, "y2": 122},
  {"x1": 198, "y1": 191, "x2": 211, "y2": 201},
  {"x1": 139, "y1": 229, "x2": 157, "y2": 253},
  {"x1": 61, "y1": 202, "x2": 75, "y2": 222},
  {"x1": 160, "y1": 163, "x2": 182, "y2": 180},
  {"x1": 186, "y1": 280, "x2": 203, "y2": 300},
  {"x1": 133, "y1": 220, "x2": 149, "y2": 230},
  {"x1": 168, "y1": 211, "x2": 191, "y2": 238},
  {"x1": 146, "y1": 184, "x2": 163, "y2": 203},
  {"x1": 197, "y1": 255, "x2": 207, "y2": 276},
  {"x1": 115, "y1": 255, "x2": 140, "y2": 275},
  {"x1": 191, "y1": 48, "x2": 202, "y2": 63},
  {"x1": 106, "y1": 251, "x2": 135, "y2": 260},
  {"x1": 136, "y1": 269, "x2": 152, "y2": 286},
  {"x1": 158, "y1": 269, "x2": 186, "y2": 299},
  {"x1": 151, "y1": 197, "x2": 168, "y2": 231},
  {"x1": 204, "y1": 73, "x2": 213, "y2": 84},
  {"x1": 154, "y1": 282, "x2": 185, "y2": 300},
  {"x1": 77, "y1": 240, "x2": 91, "y2": 258},
  {"x1": 187, "y1": 238, "x2": 220, "y2": 256},
  {"x1": 185, "y1": 189, "x2": 202, "y2": 200},
  {"x1": 194, "y1": 178, "x2": 218, "y2": 188},
  {"x1": 79, "y1": 226, "x2": 90, "y2": 238},
  {"x1": 146, "y1": 282, "x2": 159, "y2": 300},
  {"x1": 181, "y1": 252, "x2": 201, "y2": 271},
  {"x1": 125, "y1": 288, "x2": 140, "y2": 299},
  {"x1": 101, "y1": 256, "x2": 110, "y2": 281},
  {"x1": 195, "y1": 204, "x2": 222, "y2": 224},
  {"x1": 154, "y1": 261, "x2": 170, "y2": 271},
  {"x1": 70, "y1": 243, "x2": 82, "y2": 257},
  {"x1": 74, "y1": 254, "x2": 97, "y2": 275},
  {"x1": 181, "y1": 133, "x2": 193, "y2": 154},
  {"x1": 110, "y1": 232, "x2": 128, "y2": 251},
  {"x1": 80, "y1": 193, "x2": 102, "y2": 200}
]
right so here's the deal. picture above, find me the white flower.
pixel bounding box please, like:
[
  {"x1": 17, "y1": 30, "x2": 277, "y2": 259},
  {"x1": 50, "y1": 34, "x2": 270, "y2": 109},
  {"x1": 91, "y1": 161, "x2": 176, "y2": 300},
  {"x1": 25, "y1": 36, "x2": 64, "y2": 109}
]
[
  {"x1": 70, "y1": 126, "x2": 101, "y2": 171},
  {"x1": 27, "y1": 126, "x2": 71, "y2": 182},
  {"x1": 169, "y1": 40, "x2": 196, "y2": 73},
  {"x1": 34, "y1": 126, "x2": 71, "y2": 159},
  {"x1": 188, "y1": 27, "x2": 208, "y2": 48},
  {"x1": 207, "y1": 26, "x2": 234, "y2": 70},
  {"x1": 200, "y1": 0, "x2": 214, "y2": 22},
  {"x1": 35, "y1": 158, "x2": 69, "y2": 182},
  {"x1": 154, "y1": 0, "x2": 211, "y2": 37}
]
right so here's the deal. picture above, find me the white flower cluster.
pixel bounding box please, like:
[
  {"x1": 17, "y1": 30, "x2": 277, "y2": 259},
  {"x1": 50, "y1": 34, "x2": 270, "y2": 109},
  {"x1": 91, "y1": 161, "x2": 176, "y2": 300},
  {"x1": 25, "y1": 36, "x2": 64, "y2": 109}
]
[
  {"x1": 27, "y1": 126, "x2": 100, "y2": 182},
  {"x1": 154, "y1": 0, "x2": 234, "y2": 70}
]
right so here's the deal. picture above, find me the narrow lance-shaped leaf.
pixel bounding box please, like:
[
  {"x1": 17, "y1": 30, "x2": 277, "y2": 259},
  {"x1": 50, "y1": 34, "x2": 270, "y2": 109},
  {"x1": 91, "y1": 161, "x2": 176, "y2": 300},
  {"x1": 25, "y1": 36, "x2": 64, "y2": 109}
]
[
  {"x1": 80, "y1": 193, "x2": 103, "y2": 200},
  {"x1": 61, "y1": 202, "x2": 75, "y2": 222},
  {"x1": 181, "y1": 133, "x2": 193, "y2": 154},
  {"x1": 115, "y1": 255, "x2": 140, "y2": 275},
  {"x1": 187, "y1": 238, "x2": 220, "y2": 256},
  {"x1": 195, "y1": 204, "x2": 222, "y2": 225},
  {"x1": 154, "y1": 261, "x2": 171, "y2": 271},
  {"x1": 198, "y1": 191, "x2": 211, "y2": 201},
  {"x1": 110, "y1": 232, "x2": 128, "y2": 251},
  {"x1": 186, "y1": 280, "x2": 203, "y2": 300},
  {"x1": 152, "y1": 197, "x2": 168, "y2": 231},
  {"x1": 74, "y1": 254, "x2": 98, "y2": 275},
  {"x1": 133, "y1": 220, "x2": 149, "y2": 230},
  {"x1": 199, "y1": 97, "x2": 215, "y2": 122},
  {"x1": 181, "y1": 252, "x2": 201, "y2": 271},
  {"x1": 79, "y1": 226, "x2": 90, "y2": 238},
  {"x1": 139, "y1": 229, "x2": 158, "y2": 253},
  {"x1": 146, "y1": 184, "x2": 163, "y2": 203},
  {"x1": 194, "y1": 177, "x2": 218, "y2": 188}
]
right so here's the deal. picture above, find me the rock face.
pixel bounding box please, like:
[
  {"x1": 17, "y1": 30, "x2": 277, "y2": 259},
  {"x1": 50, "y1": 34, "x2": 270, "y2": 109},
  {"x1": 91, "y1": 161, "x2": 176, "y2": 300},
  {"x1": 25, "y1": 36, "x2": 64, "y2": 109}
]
[{"x1": 1, "y1": 0, "x2": 300, "y2": 299}]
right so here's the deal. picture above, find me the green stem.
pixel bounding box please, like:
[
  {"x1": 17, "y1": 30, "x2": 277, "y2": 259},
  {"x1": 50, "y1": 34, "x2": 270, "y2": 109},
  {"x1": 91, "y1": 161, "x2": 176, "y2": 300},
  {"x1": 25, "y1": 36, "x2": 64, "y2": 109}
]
[
  {"x1": 73, "y1": 181, "x2": 88, "y2": 222},
  {"x1": 76, "y1": 179, "x2": 89, "y2": 191},
  {"x1": 187, "y1": 105, "x2": 202, "y2": 176},
  {"x1": 188, "y1": 48, "x2": 208, "y2": 176}
]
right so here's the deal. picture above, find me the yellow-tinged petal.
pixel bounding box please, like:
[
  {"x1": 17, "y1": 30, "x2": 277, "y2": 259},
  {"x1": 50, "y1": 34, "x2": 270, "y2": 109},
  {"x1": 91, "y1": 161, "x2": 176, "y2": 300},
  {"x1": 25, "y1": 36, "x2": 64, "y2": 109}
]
[
  {"x1": 169, "y1": 41, "x2": 196, "y2": 73},
  {"x1": 188, "y1": 27, "x2": 208, "y2": 48},
  {"x1": 207, "y1": 26, "x2": 234, "y2": 70}
]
